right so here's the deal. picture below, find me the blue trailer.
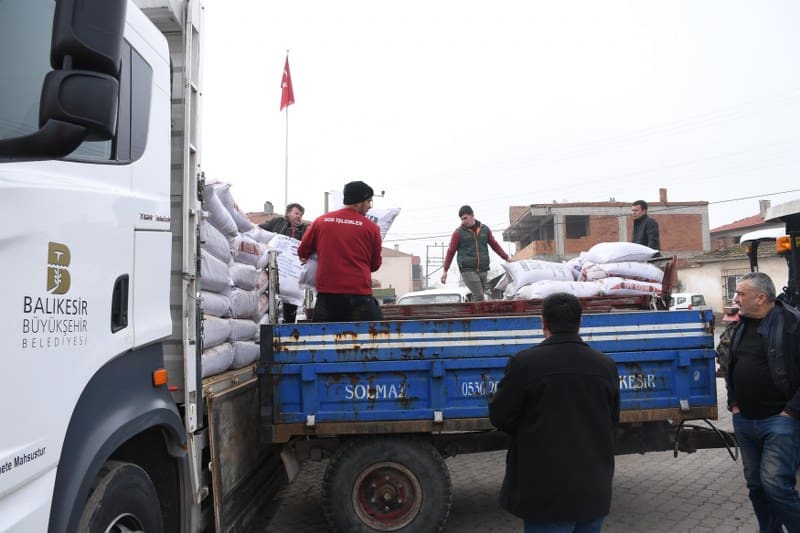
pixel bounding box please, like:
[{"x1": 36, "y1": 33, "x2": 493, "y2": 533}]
[{"x1": 259, "y1": 304, "x2": 735, "y2": 532}]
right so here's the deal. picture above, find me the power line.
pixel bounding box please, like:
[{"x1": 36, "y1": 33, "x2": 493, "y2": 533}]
[{"x1": 383, "y1": 186, "x2": 800, "y2": 244}]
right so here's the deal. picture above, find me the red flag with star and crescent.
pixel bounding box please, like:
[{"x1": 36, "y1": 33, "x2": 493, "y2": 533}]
[{"x1": 280, "y1": 56, "x2": 295, "y2": 111}]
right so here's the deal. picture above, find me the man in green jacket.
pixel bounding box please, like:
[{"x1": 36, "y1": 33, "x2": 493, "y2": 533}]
[{"x1": 441, "y1": 205, "x2": 510, "y2": 301}]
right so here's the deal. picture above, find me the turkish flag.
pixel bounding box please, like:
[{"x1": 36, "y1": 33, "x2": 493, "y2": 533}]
[{"x1": 280, "y1": 56, "x2": 295, "y2": 111}]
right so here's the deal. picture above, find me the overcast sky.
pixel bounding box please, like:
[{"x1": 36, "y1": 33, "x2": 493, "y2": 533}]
[{"x1": 201, "y1": 0, "x2": 800, "y2": 271}]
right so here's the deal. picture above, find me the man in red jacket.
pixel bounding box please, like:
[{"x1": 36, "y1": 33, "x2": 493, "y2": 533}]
[{"x1": 297, "y1": 181, "x2": 383, "y2": 322}]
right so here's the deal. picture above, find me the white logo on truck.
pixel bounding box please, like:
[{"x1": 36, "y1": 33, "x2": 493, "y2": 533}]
[{"x1": 21, "y1": 242, "x2": 89, "y2": 349}]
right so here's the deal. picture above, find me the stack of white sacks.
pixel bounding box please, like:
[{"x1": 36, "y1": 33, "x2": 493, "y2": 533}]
[
  {"x1": 199, "y1": 182, "x2": 283, "y2": 378},
  {"x1": 499, "y1": 242, "x2": 663, "y2": 300}
]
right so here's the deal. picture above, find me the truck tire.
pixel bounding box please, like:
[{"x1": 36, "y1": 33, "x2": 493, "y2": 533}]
[
  {"x1": 322, "y1": 438, "x2": 452, "y2": 532},
  {"x1": 77, "y1": 460, "x2": 164, "y2": 533}
]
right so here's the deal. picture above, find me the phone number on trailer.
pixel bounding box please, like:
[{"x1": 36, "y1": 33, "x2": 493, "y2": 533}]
[{"x1": 460, "y1": 379, "x2": 500, "y2": 397}]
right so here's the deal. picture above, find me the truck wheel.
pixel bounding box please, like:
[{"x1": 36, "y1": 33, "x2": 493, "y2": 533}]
[
  {"x1": 77, "y1": 460, "x2": 163, "y2": 533},
  {"x1": 322, "y1": 438, "x2": 451, "y2": 532}
]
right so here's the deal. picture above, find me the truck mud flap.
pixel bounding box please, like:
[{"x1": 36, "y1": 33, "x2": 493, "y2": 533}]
[{"x1": 206, "y1": 369, "x2": 286, "y2": 532}]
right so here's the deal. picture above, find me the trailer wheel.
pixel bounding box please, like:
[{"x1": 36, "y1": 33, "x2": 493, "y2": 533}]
[
  {"x1": 322, "y1": 438, "x2": 451, "y2": 532},
  {"x1": 77, "y1": 460, "x2": 163, "y2": 533}
]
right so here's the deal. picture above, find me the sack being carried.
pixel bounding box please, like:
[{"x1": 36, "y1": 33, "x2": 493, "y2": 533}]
[{"x1": 267, "y1": 234, "x2": 305, "y2": 306}]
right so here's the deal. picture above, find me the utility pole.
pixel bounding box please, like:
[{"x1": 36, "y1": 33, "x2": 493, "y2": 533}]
[{"x1": 425, "y1": 242, "x2": 448, "y2": 288}]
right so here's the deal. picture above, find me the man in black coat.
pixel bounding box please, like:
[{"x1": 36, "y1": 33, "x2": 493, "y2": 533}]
[
  {"x1": 489, "y1": 293, "x2": 620, "y2": 533},
  {"x1": 630, "y1": 199, "x2": 660, "y2": 252}
]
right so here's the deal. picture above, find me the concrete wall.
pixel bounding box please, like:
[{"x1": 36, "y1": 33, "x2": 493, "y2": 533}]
[
  {"x1": 677, "y1": 257, "x2": 787, "y2": 312},
  {"x1": 375, "y1": 255, "x2": 413, "y2": 297}
]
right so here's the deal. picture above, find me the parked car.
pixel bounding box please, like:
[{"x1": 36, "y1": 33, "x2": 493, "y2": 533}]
[
  {"x1": 669, "y1": 292, "x2": 707, "y2": 311},
  {"x1": 395, "y1": 287, "x2": 472, "y2": 305}
]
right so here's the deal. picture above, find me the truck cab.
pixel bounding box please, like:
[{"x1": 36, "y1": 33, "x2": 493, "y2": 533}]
[{"x1": 0, "y1": 2, "x2": 210, "y2": 531}]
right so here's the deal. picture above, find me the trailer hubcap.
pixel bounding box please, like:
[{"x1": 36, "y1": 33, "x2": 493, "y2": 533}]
[{"x1": 352, "y1": 461, "x2": 422, "y2": 530}]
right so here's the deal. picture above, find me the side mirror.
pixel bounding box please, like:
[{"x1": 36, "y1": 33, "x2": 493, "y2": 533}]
[
  {"x1": 51, "y1": 0, "x2": 127, "y2": 75},
  {"x1": 40, "y1": 70, "x2": 120, "y2": 141},
  {"x1": 0, "y1": 0, "x2": 126, "y2": 159}
]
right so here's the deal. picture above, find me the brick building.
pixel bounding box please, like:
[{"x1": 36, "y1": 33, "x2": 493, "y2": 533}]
[{"x1": 503, "y1": 189, "x2": 710, "y2": 260}]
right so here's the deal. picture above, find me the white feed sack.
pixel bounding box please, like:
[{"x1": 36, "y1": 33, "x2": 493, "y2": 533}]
[
  {"x1": 201, "y1": 342, "x2": 234, "y2": 378},
  {"x1": 565, "y1": 257, "x2": 585, "y2": 280},
  {"x1": 494, "y1": 274, "x2": 509, "y2": 293},
  {"x1": 298, "y1": 254, "x2": 318, "y2": 289},
  {"x1": 580, "y1": 262, "x2": 664, "y2": 283},
  {"x1": 255, "y1": 270, "x2": 269, "y2": 294},
  {"x1": 202, "y1": 315, "x2": 231, "y2": 349},
  {"x1": 501, "y1": 260, "x2": 576, "y2": 299},
  {"x1": 229, "y1": 262, "x2": 257, "y2": 291},
  {"x1": 514, "y1": 280, "x2": 602, "y2": 300},
  {"x1": 200, "y1": 249, "x2": 232, "y2": 293},
  {"x1": 203, "y1": 184, "x2": 238, "y2": 237},
  {"x1": 245, "y1": 226, "x2": 277, "y2": 245},
  {"x1": 326, "y1": 192, "x2": 401, "y2": 239},
  {"x1": 257, "y1": 293, "x2": 269, "y2": 321},
  {"x1": 232, "y1": 234, "x2": 260, "y2": 266},
  {"x1": 200, "y1": 219, "x2": 232, "y2": 263},
  {"x1": 366, "y1": 207, "x2": 401, "y2": 238},
  {"x1": 267, "y1": 234, "x2": 305, "y2": 307},
  {"x1": 231, "y1": 341, "x2": 260, "y2": 369},
  {"x1": 200, "y1": 290, "x2": 231, "y2": 317},
  {"x1": 225, "y1": 287, "x2": 260, "y2": 319},
  {"x1": 228, "y1": 318, "x2": 259, "y2": 341},
  {"x1": 582, "y1": 242, "x2": 658, "y2": 264},
  {"x1": 596, "y1": 277, "x2": 663, "y2": 297},
  {"x1": 256, "y1": 250, "x2": 269, "y2": 271},
  {"x1": 211, "y1": 182, "x2": 255, "y2": 233}
]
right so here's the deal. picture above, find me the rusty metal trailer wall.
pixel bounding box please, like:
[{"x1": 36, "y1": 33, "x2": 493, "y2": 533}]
[{"x1": 259, "y1": 309, "x2": 717, "y2": 443}]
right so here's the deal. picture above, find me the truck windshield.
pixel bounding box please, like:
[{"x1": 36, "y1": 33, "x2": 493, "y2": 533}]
[
  {"x1": 0, "y1": 0, "x2": 55, "y2": 142},
  {"x1": 0, "y1": 0, "x2": 111, "y2": 160}
]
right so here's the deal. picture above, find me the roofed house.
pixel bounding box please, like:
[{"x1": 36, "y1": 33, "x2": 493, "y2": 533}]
[
  {"x1": 677, "y1": 241, "x2": 784, "y2": 313},
  {"x1": 709, "y1": 199, "x2": 783, "y2": 250},
  {"x1": 677, "y1": 199, "x2": 788, "y2": 312}
]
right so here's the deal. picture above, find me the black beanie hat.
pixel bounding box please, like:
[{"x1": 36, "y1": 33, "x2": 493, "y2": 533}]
[{"x1": 343, "y1": 181, "x2": 374, "y2": 205}]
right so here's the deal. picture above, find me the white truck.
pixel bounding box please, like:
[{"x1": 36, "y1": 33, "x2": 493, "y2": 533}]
[
  {"x1": 0, "y1": 2, "x2": 738, "y2": 532},
  {"x1": 0, "y1": 1, "x2": 280, "y2": 531}
]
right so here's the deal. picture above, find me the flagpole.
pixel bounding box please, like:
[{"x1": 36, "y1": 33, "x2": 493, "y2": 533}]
[
  {"x1": 284, "y1": 103, "x2": 289, "y2": 209},
  {"x1": 280, "y1": 50, "x2": 294, "y2": 211},
  {"x1": 283, "y1": 49, "x2": 290, "y2": 210}
]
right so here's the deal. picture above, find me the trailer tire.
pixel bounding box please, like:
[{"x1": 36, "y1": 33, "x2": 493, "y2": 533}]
[
  {"x1": 77, "y1": 460, "x2": 163, "y2": 533},
  {"x1": 322, "y1": 438, "x2": 451, "y2": 532}
]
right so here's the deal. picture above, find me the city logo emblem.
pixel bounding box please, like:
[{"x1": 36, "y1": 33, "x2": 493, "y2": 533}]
[{"x1": 47, "y1": 242, "x2": 71, "y2": 294}]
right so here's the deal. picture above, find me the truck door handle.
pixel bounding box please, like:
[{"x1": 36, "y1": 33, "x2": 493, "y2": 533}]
[{"x1": 111, "y1": 274, "x2": 129, "y2": 332}]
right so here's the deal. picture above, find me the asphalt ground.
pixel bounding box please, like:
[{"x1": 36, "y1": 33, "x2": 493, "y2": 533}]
[{"x1": 261, "y1": 377, "x2": 788, "y2": 532}]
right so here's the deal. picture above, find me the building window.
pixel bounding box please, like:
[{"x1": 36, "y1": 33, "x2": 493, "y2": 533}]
[
  {"x1": 565, "y1": 215, "x2": 589, "y2": 239},
  {"x1": 721, "y1": 268, "x2": 750, "y2": 304}
]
